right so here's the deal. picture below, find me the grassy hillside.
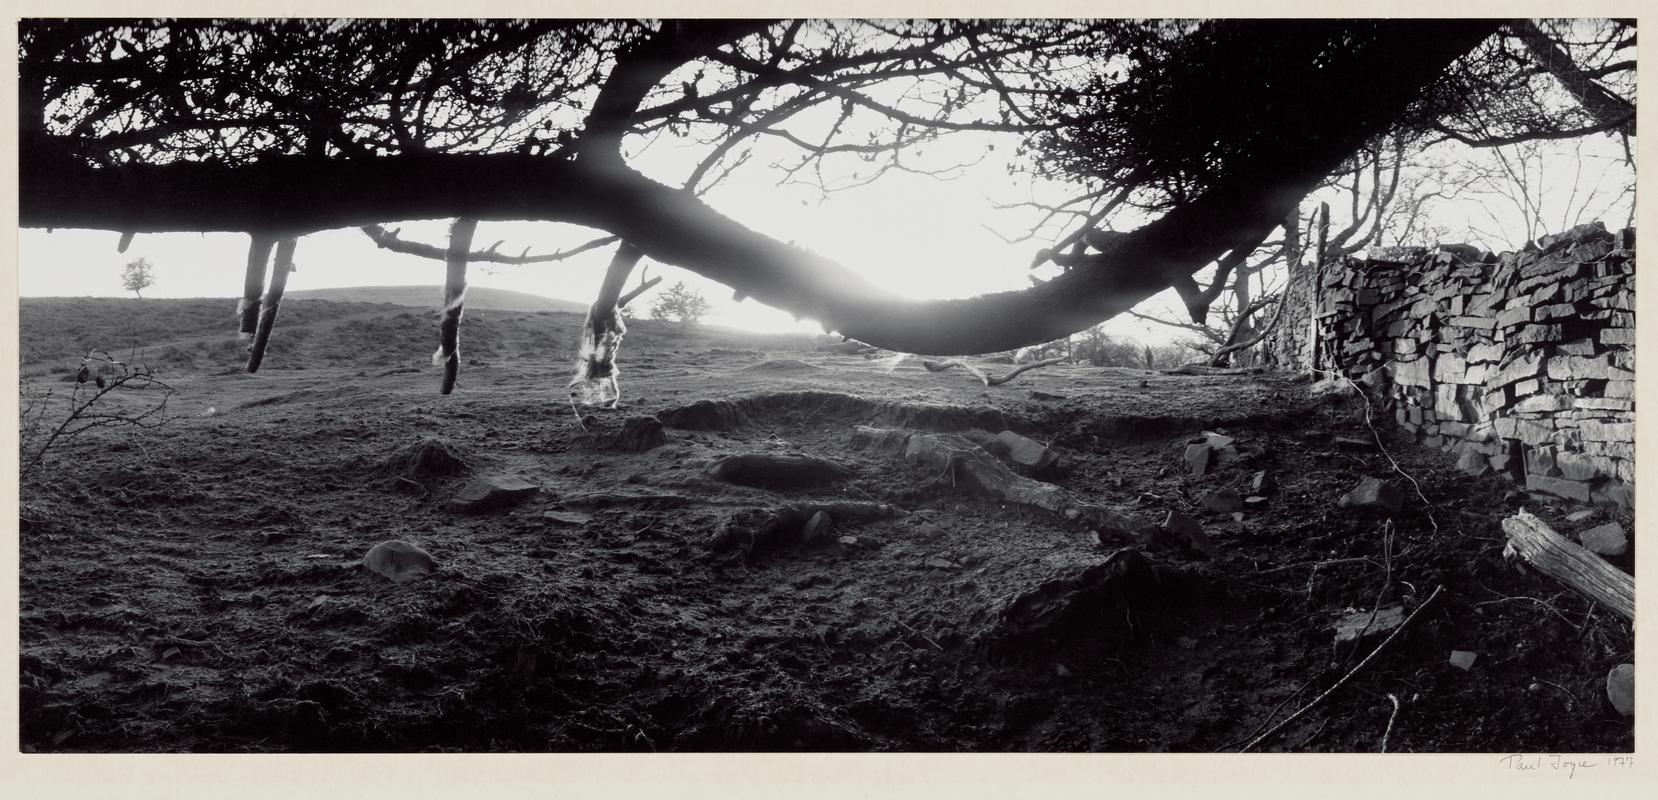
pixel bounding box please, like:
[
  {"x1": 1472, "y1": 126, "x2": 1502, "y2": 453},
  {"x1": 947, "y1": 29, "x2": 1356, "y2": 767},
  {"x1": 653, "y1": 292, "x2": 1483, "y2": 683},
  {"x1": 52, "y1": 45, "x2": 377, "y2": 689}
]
[
  {"x1": 285, "y1": 285, "x2": 590, "y2": 314},
  {"x1": 19, "y1": 296, "x2": 820, "y2": 378}
]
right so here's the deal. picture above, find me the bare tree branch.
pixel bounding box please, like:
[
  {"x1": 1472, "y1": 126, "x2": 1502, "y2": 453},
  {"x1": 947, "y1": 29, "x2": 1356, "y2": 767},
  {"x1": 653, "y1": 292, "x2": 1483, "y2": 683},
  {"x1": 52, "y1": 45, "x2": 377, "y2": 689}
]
[{"x1": 361, "y1": 224, "x2": 619, "y2": 265}]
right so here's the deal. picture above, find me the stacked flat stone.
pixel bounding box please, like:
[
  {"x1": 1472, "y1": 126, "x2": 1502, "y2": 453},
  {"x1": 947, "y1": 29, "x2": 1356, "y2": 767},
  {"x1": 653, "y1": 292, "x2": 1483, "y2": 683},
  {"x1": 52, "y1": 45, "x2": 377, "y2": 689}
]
[{"x1": 1281, "y1": 222, "x2": 1634, "y2": 509}]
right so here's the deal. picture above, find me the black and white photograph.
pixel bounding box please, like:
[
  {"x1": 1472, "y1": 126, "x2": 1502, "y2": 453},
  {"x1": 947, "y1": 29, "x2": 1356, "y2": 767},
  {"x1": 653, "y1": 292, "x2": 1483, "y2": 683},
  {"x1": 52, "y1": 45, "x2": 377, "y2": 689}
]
[{"x1": 10, "y1": 12, "x2": 1642, "y2": 764}]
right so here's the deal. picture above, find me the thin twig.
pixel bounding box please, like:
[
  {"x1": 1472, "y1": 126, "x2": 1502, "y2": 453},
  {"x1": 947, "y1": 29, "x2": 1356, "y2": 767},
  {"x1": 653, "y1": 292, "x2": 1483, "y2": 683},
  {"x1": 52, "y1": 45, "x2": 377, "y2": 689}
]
[
  {"x1": 1213, "y1": 678, "x2": 1312, "y2": 752},
  {"x1": 895, "y1": 619, "x2": 944, "y2": 651},
  {"x1": 922, "y1": 356, "x2": 1068, "y2": 386},
  {"x1": 1339, "y1": 522, "x2": 1397, "y2": 667},
  {"x1": 1241, "y1": 584, "x2": 1445, "y2": 752},
  {"x1": 1255, "y1": 557, "x2": 1384, "y2": 575},
  {"x1": 1474, "y1": 594, "x2": 1575, "y2": 627},
  {"x1": 1381, "y1": 693, "x2": 1402, "y2": 752},
  {"x1": 1312, "y1": 368, "x2": 1439, "y2": 537}
]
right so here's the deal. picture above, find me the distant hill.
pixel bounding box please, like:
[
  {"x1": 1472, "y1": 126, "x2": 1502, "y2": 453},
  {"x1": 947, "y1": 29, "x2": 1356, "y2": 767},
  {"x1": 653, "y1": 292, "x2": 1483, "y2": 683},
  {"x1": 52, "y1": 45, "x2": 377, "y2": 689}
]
[
  {"x1": 19, "y1": 294, "x2": 820, "y2": 376},
  {"x1": 285, "y1": 285, "x2": 589, "y2": 314}
]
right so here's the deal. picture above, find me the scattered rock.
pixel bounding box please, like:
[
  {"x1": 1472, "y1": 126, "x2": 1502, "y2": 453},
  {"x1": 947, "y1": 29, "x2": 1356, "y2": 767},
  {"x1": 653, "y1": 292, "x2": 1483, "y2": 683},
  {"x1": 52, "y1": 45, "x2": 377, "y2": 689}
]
[
  {"x1": 448, "y1": 475, "x2": 540, "y2": 513},
  {"x1": 706, "y1": 452, "x2": 857, "y2": 487},
  {"x1": 1176, "y1": 636, "x2": 1198, "y2": 650},
  {"x1": 989, "y1": 431, "x2": 1062, "y2": 477},
  {"x1": 1309, "y1": 378, "x2": 1356, "y2": 400},
  {"x1": 256, "y1": 531, "x2": 291, "y2": 546},
  {"x1": 837, "y1": 535, "x2": 860, "y2": 547},
  {"x1": 1333, "y1": 436, "x2": 1373, "y2": 452},
  {"x1": 925, "y1": 558, "x2": 958, "y2": 570},
  {"x1": 1606, "y1": 664, "x2": 1634, "y2": 717},
  {"x1": 1448, "y1": 650, "x2": 1478, "y2": 671},
  {"x1": 1186, "y1": 432, "x2": 1240, "y2": 468},
  {"x1": 1197, "y1": 431, "x2": 1235, "y2": 449},
  {"x1": 363, "y1": 540, "x2": 437, "y2": 583},
  {"x1": 1184, "y1": 443, "x2": 1213, "y2": 477},
  {"x1": 1565, "y1": 509, "x2": 1598, "y2": 525},
  {"x1": 616, "y1": 416, "x2": 667, "y2": 452},
  {"x1": 1525, "y1": 473, "x2": 1593, "y2": 503},
  {"x1": 1333, "y1": 606, "x2": 1405, "y2": 646},
  {"x1": 711, "y1": 502, "x2": 898, "y2": 556},
  {"x1": 541, "y1": 510, "x2": 592, "y2": 527},
  {"x1": 1578, "y1": 522, "x2": 1628, "y2": 557},
  {"x1": 1158, "y1": 511, "x2": 1219, "y2": 560},
  {"x1": 801, "y1": 511, "x2": 834, "y2": 544},
  {"x1": 1054, "y1": 663, "x2": 1073, "y2": 678},
  {"x1": 1455, "y1": 449, "x2": 1491, "y2": 476},
  {"x1": 1029, "y1": 390, "x2": 1067, "y2": 401},
  {"x1": 1338, "y1": 476, "x2": 1403, "y2": 516},
  {"x1": 1249, "y1": 470, "x2": 1275, "y2": 495},
  {"x1": 386, "y1": 436, "x2": 471, "y2": 479},
  {"x1": 1200, "y1": 489, "x2": 1243, "y2": 515}
]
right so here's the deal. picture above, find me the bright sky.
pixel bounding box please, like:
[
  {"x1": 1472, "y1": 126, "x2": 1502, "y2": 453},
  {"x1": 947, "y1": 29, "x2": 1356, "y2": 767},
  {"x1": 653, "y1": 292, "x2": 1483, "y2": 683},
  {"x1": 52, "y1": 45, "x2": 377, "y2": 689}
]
[
  {"x1": 15, "y1": 37, "x2": 1636, "y2": 352},
  {"x1": 21, "y1": 130, "x2": 1179, "y2": 342}
]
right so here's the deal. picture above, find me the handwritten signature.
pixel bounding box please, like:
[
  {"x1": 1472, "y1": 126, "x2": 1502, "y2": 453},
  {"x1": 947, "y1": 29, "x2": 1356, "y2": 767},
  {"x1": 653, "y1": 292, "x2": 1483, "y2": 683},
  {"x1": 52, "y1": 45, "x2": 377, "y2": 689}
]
[{"x1": 1498, "y1": 754, "x2": 1634, "y2": 778}]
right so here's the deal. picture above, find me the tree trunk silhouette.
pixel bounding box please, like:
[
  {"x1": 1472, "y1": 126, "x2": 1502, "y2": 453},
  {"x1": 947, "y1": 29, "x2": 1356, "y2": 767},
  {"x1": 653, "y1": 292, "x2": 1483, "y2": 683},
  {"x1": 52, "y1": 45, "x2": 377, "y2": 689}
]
[{"x1": 18, "y1": 22, "x2": 1497, "y2": 356}]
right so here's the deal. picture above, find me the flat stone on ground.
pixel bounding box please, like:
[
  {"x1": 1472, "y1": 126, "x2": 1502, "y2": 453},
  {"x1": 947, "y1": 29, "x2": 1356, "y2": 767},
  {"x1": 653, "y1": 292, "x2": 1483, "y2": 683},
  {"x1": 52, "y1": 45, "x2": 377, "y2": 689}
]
[
  {"x1": 1333, "y1": 606, "x2": 1405, "y2": 645},
  {"x1": 993, "y1": 431, "x2": 1062, "y2": 476},
  {"x1": 1338, "y1": 476, "x2": 1403, "y2": 516},
  {"x1": 449, "y1": 475, "x2": 541, "y2": 513},
  {"x1": 1202, "y1": 431, "x2": 1235, "y2": 449},
  {"x1": 1160, "y1": 511, "x2": 1219, "y2": 560},
  {"x1": 617, "y1": 416, "x2": 667, "y2": 452},
  {"x1": 1578, "y1": 522, "x2": 1628, "y2": 557},
  {"x1": 1607, "y1": 664, "x2": 1634, "y2": 717},
  {"x1": 1201, "y1": 489, "x2": 1243, "y2": 515},
  {"x1": 363, "y1": 540, "x2": 437, "y2": 583},
  {"x1": 1448, "y1": 650, "x2": 1478, "y2": 671},
  {"x1": 801, "y1": 511, "x2": 834, "y2": 544},
  {"x1": 1185, "y1": 443, "x2": 1213, "y2": 477},
  {"x1": 1456, "y1": 449, "x2": 1491, "y2": 476},
  {"x1": 541, "y1": 510, "x2": 592, "y2": 527}
]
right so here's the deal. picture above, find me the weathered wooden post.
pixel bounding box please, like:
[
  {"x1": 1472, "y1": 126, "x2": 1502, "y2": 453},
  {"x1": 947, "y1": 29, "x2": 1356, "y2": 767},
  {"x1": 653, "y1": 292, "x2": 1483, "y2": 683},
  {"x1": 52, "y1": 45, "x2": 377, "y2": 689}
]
[
  {"x1": 1307, "y1": 201, "x2": 1330, "y2": 373},
  {"x1": 437, "y1": 218, "x2": 478, "y2": 395},
  {"x1": 239, "y1": 234, "x2": 275, "y2": 338},
  {"x1": 246, "y1": 236, "x2": 297, "y2": 372}
]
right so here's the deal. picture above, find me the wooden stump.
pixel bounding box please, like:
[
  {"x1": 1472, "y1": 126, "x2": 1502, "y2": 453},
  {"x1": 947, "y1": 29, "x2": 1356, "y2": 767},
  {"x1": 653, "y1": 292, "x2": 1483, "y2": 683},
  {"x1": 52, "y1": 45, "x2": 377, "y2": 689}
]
[{"x1": 1502, "y1": 509, "x2": 1633, "y2": 621}]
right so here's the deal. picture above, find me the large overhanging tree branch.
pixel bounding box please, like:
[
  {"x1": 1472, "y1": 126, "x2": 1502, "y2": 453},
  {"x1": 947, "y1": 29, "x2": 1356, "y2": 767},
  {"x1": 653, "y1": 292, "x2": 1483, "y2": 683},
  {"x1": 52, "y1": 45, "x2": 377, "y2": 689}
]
[
  {"x1": 1422, "y1": 18, "x2": 1635, "y2": 149},
  {"x1": 20, "y1": 20, "x2": 1501, "y2": 356},
  {"x1": 1509, "y1": 19, "x2": 1636, "y2": 137}
]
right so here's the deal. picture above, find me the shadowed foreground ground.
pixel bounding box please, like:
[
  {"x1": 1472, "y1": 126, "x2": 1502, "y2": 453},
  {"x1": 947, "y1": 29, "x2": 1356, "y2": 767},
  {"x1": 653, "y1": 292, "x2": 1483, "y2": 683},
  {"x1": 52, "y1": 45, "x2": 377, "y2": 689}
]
[{"x1": 17, "y1": 298, "x2": 1634, "y2": 752}]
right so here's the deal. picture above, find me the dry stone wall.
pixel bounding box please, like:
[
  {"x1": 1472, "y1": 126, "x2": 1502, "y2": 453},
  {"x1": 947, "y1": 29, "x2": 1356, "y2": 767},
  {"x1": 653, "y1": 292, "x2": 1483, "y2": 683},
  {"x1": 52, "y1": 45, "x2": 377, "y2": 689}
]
[{"x1": 1267, "y1": 221, "x2": 1636, "y2": 509}]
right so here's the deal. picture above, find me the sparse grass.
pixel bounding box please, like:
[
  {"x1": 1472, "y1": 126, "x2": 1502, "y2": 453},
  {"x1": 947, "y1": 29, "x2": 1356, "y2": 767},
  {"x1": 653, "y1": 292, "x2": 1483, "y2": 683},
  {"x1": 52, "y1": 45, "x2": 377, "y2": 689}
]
[{"x1": 20, "y1": 295, "x2": 821, "y2": 377}]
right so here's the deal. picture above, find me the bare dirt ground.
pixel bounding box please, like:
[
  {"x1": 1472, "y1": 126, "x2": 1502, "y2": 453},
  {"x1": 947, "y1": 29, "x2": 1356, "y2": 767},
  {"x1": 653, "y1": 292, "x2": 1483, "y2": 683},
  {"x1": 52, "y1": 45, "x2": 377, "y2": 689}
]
[{"x1": 17, "y1": 299, "x2": 1635, "y2": 752}]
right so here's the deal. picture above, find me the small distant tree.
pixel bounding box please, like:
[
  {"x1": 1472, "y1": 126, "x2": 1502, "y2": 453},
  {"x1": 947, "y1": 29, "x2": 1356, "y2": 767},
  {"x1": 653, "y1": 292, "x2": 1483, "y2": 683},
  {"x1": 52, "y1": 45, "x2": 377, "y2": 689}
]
[
  {"x1": 649, "y1": 281, "x2": 712, "y2": 325},
  {"x1": 121, "y1": 258, "x2": 155, "y2": 298}
]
